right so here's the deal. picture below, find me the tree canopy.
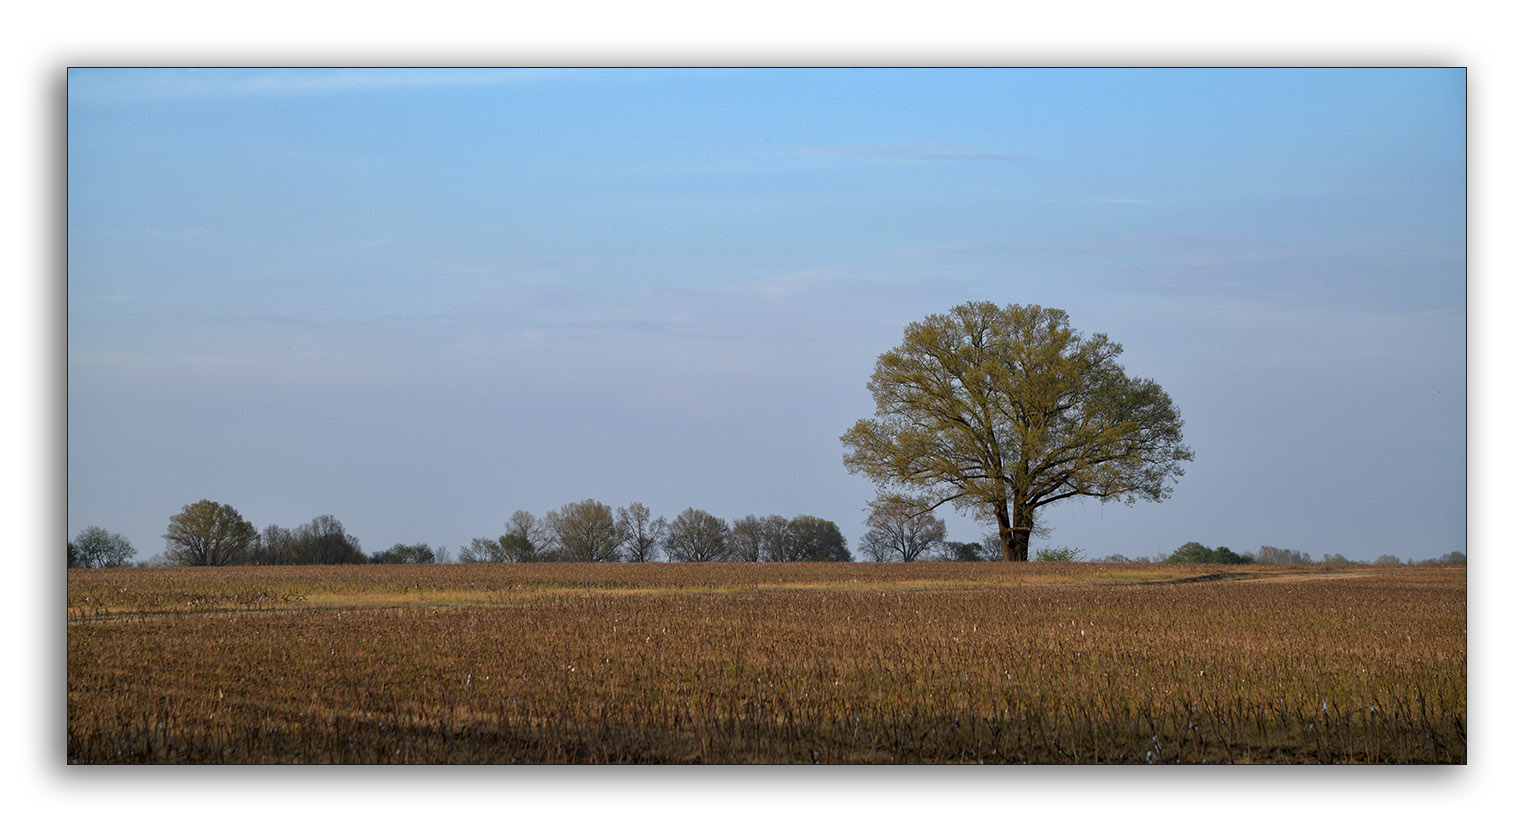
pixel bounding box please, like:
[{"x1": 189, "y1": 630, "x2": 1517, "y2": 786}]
[
  {"x1": 71, "y1": 526, "x2": 137, "y2": 568},
  {"x1": 163, "y1": 500, "x2": 258, "y2": 567},
  {"x1": 662, "y1": 507, "x2": 732, "y2": 562},
  {"x1": 842, "y1": 301, "x2": 1192, "y2": 561},
  {"x1": 1167, "y1": 541, "x2": 1250, "y2": 564},
  {"x1": 250, "y1": 515, "x2": 366, "y2": 565},
  {"x1": 545, "y1": 499, "x2": 626, "y2": 562},
  {"x1": 370, "y1": 543, "x2": 443, "y2": 564},
  {"x1": 617, "y1": 502, "x2": 665, "y2": 563},
  {"x1": 784, "y1": 515, "x2": 853, "y2": 562}
]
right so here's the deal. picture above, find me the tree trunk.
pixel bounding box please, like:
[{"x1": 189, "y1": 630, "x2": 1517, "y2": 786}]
[
  {"x1": 996, "y1": 505, "x2": 1027, "y2": 562},
  {"x1": 1014, "y1": 503, "x2": 1034, "y2": 562}
]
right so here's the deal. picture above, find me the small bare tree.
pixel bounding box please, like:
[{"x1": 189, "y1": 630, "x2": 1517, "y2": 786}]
[
  {"x1": 617, "y1": 502, "x2": 665, "y2": 563},
  {"x1": 857, "y1": 499, "x2": 947, "y2": 562},
  {"x1": 499, "y1": 510, "x2": 553, "y2": 561},
  {"x1": 458, "y1": 537, "x2": 509, "y2": 563}
]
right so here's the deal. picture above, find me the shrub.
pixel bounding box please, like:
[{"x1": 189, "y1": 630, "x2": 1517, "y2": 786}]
[{"x1": 1033, "y1": 545, "x2": 1083, "y2": 562}]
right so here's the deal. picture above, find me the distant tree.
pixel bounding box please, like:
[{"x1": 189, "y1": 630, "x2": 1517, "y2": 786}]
[
  {"x1": 617, "y1": 502, "x2": 666, "y2": 563},
  {"x1": 979, "y1": 536, "x2": 1006, "y2": 562},
  {"x1": 1440, "y1": 550, "x2": 1467, "y2": 566},
  {"x1": 72, "y1": 526, "x2": 137, "y2": 568},
  {"x1": 731, "y1": 515, "x2": 768, "y2": 562},
  {"x1": 292, "y1": 515, "x2": 367, "y2": 564},
  {"x1": 1099, "y1": 553, "x2": 1131, "y2": 564},
  {"x1": 1254, "y1": 545, "x2": 1312, "y2": 566},
  {"x1": 163, "y1": 500, "x2": 258, "y2": 567},
  {"x1": 245, "y1": 517, "x2": 365, "y2": 565},
  {"x1": 858, "y1": 531, "x2": 893, "y2": 563},
  {"x1": 759, "y1": 514, "x2": 794, "y2": 563},
  {"x1": 842, "y1": 302, "x2": 1193, "y2": 561},
  {"x1": 370, "y1": 543, "x2": 443, "y2": 564},
  {"x1": 1374, "y1": 554, "x2": 1402, "y2": 566},
  {"x1": 1033, "y1": 545, "x2": 1083, "y2": 562},
  {"x1": 499, "y1": 510, "x2": 553, "y2": 562},
  {"x1": 67, "y1": 541, "x2": 80, "y2": 569},
  {"x1": 1321, "y1": 553, "x2": 1354, "y2": 566},
  {"x1": 458, "y1": 537, "x2": 511, "y2": 563},
  {"x1": 661, "y1": 507, "x2": 732, "y2": 562},
  {"x1": 1167, "y1": 542, "x2": 1252, "y2": 565},
  {"x1": 253, "y1": 524, "x2": 299, "y2": 565},
  {"x1": 858, "y1": 499, "x2": 947, "y2": 563},
  {"x1": 939, "y1": 541, "x2": 985, "y2": 562},
  {"x1": 1212, "y1": 546, "x2": 1251, "y2": 564},
  {"x1": 545, "y1": 500, "x2": 626, "y2": 562},
  {"x1": 1166, "y1": 541, "x2": 1214, "y2": 563},
  {"x1": 785, "y1": 515, "x2": 852, "y2": 562}
]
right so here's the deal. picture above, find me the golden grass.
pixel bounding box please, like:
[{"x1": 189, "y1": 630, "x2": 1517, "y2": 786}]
[{"x1": 67, "y1": 562, "x2": 1465, "y2": 763}]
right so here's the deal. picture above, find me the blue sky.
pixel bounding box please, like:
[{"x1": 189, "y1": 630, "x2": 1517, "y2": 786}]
[{"x1": 66, "y1": 68, "x2": 1466, "y2": 561}]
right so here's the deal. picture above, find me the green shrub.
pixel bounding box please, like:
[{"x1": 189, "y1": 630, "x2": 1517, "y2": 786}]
[{"x1": 1034, "y1": 545, "x2": 1083, "y2": 562}]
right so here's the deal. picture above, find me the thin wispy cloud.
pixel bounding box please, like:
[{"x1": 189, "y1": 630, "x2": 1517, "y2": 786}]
[
  {"x1": 70, "y1": 68, "x2": 568, "y2": 101},
  {"x1": 430, "y1": 253, "x2": 618, "y2": 277},
  {"x1": 893, "y1": 242, "x2": 1017, "y2": 258},
  {"x1": 782, "y1": 145, "x2": 1027, "y2": 163},
  {"x1": 724, "y1": 271, "x2": 839, "y2": 298},
  {"x1": 1040, "y1": 197, "x2": 1151, "y2": 204}
]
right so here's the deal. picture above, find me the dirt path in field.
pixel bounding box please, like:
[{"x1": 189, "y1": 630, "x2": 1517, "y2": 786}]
[{"x1": 1136, "y1": 568, "x2": 1388, "y2": 587}]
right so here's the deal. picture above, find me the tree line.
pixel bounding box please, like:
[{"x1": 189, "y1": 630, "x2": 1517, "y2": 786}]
[
  {"x1": 66, "y1": 500, "x2": 1468, "y2": 569},
  {"x1": 66, "y1": 501, "x2": 446, "y2": 568},
  {"x1": 67, "y1": 498, "x2": 859, "y2": 568},
  {"x1": 456, "y1": 500, "x2": 853, "y2": 563},
  {"x1": 1097, "y1": 543, "x2": 1467, "y2": 567}
]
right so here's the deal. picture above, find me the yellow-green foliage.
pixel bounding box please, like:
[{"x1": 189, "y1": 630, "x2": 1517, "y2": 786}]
[
  {"x1": 67, "y1": 563, "x2": 1465, "y2": 763},
  {"x1": 841, "y1": 303, "x2": 1194, "y2": 562}
]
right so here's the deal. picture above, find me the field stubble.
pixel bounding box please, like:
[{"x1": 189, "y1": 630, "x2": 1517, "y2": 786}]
[{"x1": 67, "y1": 563, "x2": 1466, "y2": 763}]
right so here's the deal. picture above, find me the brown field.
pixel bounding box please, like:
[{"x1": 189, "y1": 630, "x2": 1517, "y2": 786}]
[{"x1": 66, "y1": 562, "x2": 1466, "y2": 764}]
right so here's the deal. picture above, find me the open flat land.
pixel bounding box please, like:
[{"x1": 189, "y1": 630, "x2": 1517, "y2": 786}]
[{"x1": 67, "y1": 562, "x2": 1466, "y2": 764}]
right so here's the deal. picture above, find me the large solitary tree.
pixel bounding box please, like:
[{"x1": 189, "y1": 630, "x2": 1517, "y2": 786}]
[{"x1": 842, "y1": 301, "x2": 1192, "y2": 561}]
